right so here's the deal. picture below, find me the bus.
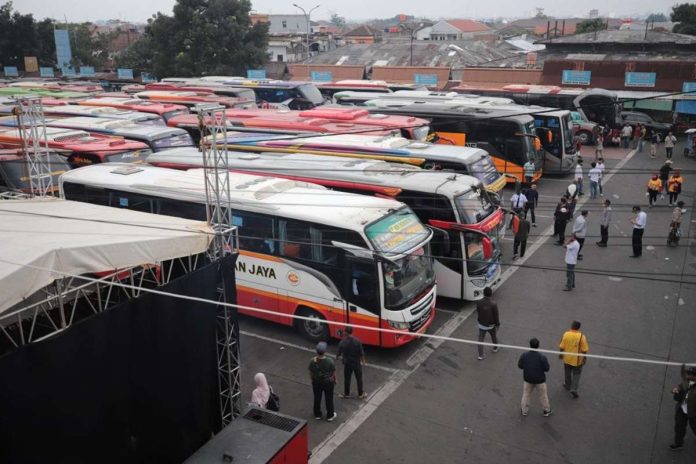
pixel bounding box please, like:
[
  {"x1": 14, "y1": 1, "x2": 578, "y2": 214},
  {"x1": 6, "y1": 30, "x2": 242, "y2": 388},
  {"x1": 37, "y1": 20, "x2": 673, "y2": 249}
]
[
  {"x1": 193, "y1": 78, "x2": 327, "y2": 110},
  {"x1": 318, "y1": 81, "x2": 429, "y2": 101},
  {"x1": 451, "y1": 84, "x2": 623, "y2": 127},
  {"x1": 0, "y1": 116, "x2": 194, "y2": 152},
  {"x1": 0, "y1": 104, "x2": 165, "y2": 126},
  {"x1": 0, "y1": 127, "x2": 151, "y2": 168},
  {"x1": 0, "y1": 87, "x2": 91, "y2": 100},
  {"x1": 198, "y1": 106, "x2": 432, "y2": 140},
  {"x1": 0, "y1": 148, "x2": 70, "y2": 195},
  {"x1": 129, "y1": 91, "x2": 254, "y2": 109},
  {"x1": 332, "y1": 90, "x2": 513, "y2": 107},
  {"x1": 138, "y1": 82, "x2": 258, "y2": 101},
  {"x1": 77, "y1": 97, "x2": 189, "y2": 122},
  {"x1": 231, "y1": 134, "x2": 507, "y2": 194},
  {"x1": 60, "y1": 164, "x2": 437, "y2": 347},
  {"x1": 352, "y1": 102, "x2": 543, "y2": 183},
  {"x1": 147, "y1": 148, "x2": 504, "y2": 300}
]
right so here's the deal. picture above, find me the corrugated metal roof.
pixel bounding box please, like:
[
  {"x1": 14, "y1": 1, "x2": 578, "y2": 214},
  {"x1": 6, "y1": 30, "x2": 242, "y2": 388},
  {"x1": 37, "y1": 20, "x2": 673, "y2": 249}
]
[{"x1": 538, "y1": 29, "x2": 696, "y2": 45}]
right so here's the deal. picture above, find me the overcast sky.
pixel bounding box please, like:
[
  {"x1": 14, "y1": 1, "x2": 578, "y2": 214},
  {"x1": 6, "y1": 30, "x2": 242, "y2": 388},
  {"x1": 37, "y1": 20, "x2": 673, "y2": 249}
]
[{"x1": 10, "y1": 0, "x2": 676, "y2": 23}]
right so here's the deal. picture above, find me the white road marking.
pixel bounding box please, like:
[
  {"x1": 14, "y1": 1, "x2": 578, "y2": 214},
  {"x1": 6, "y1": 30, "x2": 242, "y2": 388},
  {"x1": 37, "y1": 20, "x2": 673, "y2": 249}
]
[
  {"x1": 608, "y1": 277, "x2": 623, "y2": 282},
  {"x1": 310, "y1": 151, "x2": 640, "y2": 463},
  {"x1": 240, "y1": 330, "x2": 398, "y2": 374}
]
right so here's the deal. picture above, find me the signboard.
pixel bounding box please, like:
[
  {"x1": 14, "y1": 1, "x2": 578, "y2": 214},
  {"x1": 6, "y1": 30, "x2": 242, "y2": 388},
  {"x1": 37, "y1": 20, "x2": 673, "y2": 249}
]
[
  {"x1": 682, "y1": 81, "x2": 696, "y2": 95},
  {"x1": 54, "y1": 29, "x2": 73, "y2": 73},
  {"x1": 561, "y1": 70, "x2": 591, "y2": 86},
  {"x1": 676, "y1": 82, "x2": 696, "y2": 115},
  {"x1": 414, "y1": 74, "x2": 438, "y2": 86},
  {"x1": 80, "y1": 66, "x2": 96, "y2": 77},
  {"x1": 39, "y1": 67, "x2": 55, "y2": 78},
  {"x1": 117, "y1": 68, "x2": 134, "y2": 80},
  {"x1": 247, "y1": 69, "x2": 266, "y2": 79},
  {"x1": 625, "y1": 72, "x2": 656, "y2": 88},
  {"x1": 3, "y1": 66, "x2": 19, "y2": 77},
  {"x1": 141, "y1": 72, "x2": 156, "y2": 83},
  {"x1": 310, "y1": 71, "x2": 333, "y2": 82},
  {"x1": 62, "y1": 67, "x2": 77, "y2": 77},
  {"x1": 24, "y1": 56, "x2": 39, "y2": 73}
]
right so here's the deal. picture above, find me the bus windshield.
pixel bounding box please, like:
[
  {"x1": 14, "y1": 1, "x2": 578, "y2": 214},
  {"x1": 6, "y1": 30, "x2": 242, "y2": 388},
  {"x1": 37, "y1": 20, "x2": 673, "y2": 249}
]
[
  {"x1": 563, "y1": 113, "x2": 574, "y2": 152},
  {"x1": 298, "y1": 84, "x2": 325, "y2": 105},
  {"x1": 153, "y1": 133, "x2": 195, "y2": 150},
  {"x1": 382, "y1": 244, "x2": 435, "y2": 310},
  {"x1": 467, "y1": 156, "x2": 500, "y2": 185},
  {"x1": 0, "y1": 154, "x2": 68, "y2": 190},
  {"x1": 365, "y1": 209, "x2": 431, "y2": 255},
  {"x1": 454, "y1": 188, "x2": 496, "y2": 224}
]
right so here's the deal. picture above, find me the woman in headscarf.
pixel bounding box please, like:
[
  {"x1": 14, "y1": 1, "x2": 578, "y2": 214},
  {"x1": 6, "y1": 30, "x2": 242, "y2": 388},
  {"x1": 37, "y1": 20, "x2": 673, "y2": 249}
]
[
  {"x1": 647, "y1": 174, "x2": 662, "y2": 207},
  {"x1": 251, "y1": 372, "x2": 270, "y2": 408}
]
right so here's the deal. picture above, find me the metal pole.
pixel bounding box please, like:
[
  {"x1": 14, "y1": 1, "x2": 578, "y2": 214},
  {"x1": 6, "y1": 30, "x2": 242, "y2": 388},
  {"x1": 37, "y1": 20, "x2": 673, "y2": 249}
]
[{"x1": 293, "y1": 3, "x2": 320, "y2": 61}]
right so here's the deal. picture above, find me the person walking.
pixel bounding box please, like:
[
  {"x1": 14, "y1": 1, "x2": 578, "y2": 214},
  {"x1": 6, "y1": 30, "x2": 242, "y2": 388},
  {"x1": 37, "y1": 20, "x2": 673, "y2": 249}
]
[
  {"x1": 509, "y1": 189, "x2": 527, "y2": 229},
  {"x1": 572, "y1": 210, "x2": 588, "y2": 260},
  {"x1": 596, "y1": 157, "x2": 606, "y2": 196},
  {"x1": 563, "y1": 234, "x2": 580, "y2": 291},
  {"x1": 647, "y1": 174, "x2": 662, "y2": 207},
  {"x1": 559, "y1": 321, "x2": 589, "y2": 398},
  {"x1": 668, "y1": 170, "x2": 683, "y2": 206},
  {"x1": 475, "y1": 287, "x2": 499, "y2": 360},
  {"x1": 595, "y1": 132, "x2": 604, "y2": 159},
  {"x1": 574, "y1": 158, "x2": 584, "y2": 196},
  {"x1": 251, "y1": 373, "x2": 272, "y2": 409},
  {"x1": 588, "y1": 162, "x2": 601, "y2": 199},
  {"x1": 523, "y1": 158, "x2": 536, "y2": 185},
  {"x1": 309, "y1": 341, "x2": 337, "y2": 421},
  {"x1": 512, "y1": 213, "x2": 531, "y2": 260},
  {"x1": 664, "y1": 131, "x2": 677, "y2": 159},
  {"x1": 523, "y1": 183, "x2": 538, "y2": 227},
  {"x1": 518, "y1": 338, "x2": 552, "y2": 417},
  {"x1": 596, "y1": 199, "x2": 612, "y2": 247},
  {"x1": 669, "y1": 365, "x2": 696, "y2": 450},
  {"x1": 621, "y1": 123, "x2": 633, "y2": 149},
  {"x1": 630, "y1": 206, "x2": 647, "y2": 257},
  {"x1": 632, "y1": 123, "x2": 642, "y2": 149},
  {"x1": 639, "y1": 124, "x2": 647, "y2": 152},
  {"x1": 553, "y1": 198, "x2": 572, "y2": 245},
  {"x1": 659, "y1": 160, "x2": 673, "y2": 201},
  {"x1": 650, "y1": 130, "x2": 661, "y2": 159},
  {"x1": 337, "y1": 326, "x2": 366, "y2": 400}
]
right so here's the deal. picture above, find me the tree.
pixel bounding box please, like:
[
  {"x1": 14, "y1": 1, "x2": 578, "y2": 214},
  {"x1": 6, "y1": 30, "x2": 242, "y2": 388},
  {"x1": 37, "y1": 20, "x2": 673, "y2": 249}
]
[
  {"x1": 0, "y1": 2, "x2": 55, "y2": 67},
  {"x1": 330, "y1": 13, "x2": 346, "y2": 27},
  {"x1": 119, "y1": 0, "x2": 268, "y2": 77},
  {"x1": 576, "y1": 18, "x2": 607, "y2": 34},
  {"x1": 646, "y1": 13, "x2": 667, "y2": 23},
  {"x1": 672, "y1": 3, "x2": 696, "y2": 35}
]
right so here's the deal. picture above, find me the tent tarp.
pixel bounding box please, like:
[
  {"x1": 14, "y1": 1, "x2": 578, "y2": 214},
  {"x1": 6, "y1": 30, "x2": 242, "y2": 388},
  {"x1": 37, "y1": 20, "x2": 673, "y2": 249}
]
[{"x1": 0, "y1": 197, "x2": 212, "y2": 314}]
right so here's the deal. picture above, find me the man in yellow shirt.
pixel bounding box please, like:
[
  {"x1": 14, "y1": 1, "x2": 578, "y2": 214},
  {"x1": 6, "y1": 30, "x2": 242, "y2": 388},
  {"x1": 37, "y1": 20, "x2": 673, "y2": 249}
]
[{"x1": 559, "y1": 320, "x2": 589, "y2": 398}]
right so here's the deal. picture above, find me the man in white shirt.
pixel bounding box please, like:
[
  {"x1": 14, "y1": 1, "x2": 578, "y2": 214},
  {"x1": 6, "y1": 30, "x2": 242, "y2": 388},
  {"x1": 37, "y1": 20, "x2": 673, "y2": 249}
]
[
  {"x1": 523, "y1": 159, "x2": 536, "y2": 185},
  {"x1": 563, "y1": 234, "x2": 580, "y2": 291},
  {"x1": 572, "y1": 210, "x2": 588, "y2": 260},
  {"x1": 574, "y1": 159, "x2": 584, "y2": 196},
  {"x1": 596, "y1": 157, "x2": 605, "y2": 196},
  {"x1": 588, "y1": 162, "x2": 601, "y2": 199},
  {"x1": 621, "y1": 124, "x2": 633, "y2": 149},
  {"x1": 664, "y1": 131, "x2": 677, "y2": 159},
  {"x1": 629, "y1": 206, "x2": 647, "y2": 257},
  {"x1": 509, "y1": 190, "x2": 528, "y2": 228}
]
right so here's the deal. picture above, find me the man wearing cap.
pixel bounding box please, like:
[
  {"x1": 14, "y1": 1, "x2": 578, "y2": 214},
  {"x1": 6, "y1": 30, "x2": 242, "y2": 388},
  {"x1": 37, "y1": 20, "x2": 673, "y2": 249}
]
[
  {"x1": 309, "y1": 341, "x2": 337, "y2": 421},
  {"x1": 337, "y1": 326, "x2": 366, "y2": 399},
  {"x1": 670, "y1": 365, "x2": 696, "y2": 450}
]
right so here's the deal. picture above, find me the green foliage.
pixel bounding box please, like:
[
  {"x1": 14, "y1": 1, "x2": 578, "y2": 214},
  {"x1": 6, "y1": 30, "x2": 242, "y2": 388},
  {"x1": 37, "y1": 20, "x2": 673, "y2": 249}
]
[
  {"x1": 646, "y1": 13, "x2": 668, "y2": 23},
  {"x1": 330, "y1": 13, "x2": 346, "y2": 27},
  {"x1": 672, "y1": 3, "x2": 696, "y2": 35},
  {"x1": 576, "y1": 18, "x2": 607, "y2": 34},
  {"x1": 118, "y1": 0, "x2": 268, "y2": 77}
]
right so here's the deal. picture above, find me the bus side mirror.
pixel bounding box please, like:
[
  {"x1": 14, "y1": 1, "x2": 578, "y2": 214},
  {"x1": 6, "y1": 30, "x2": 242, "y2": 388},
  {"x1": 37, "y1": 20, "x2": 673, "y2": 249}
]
[
  {"x1": 428, "y1": 226, "x2": 451, "y2": 256},
  {"x1": 482, "y1": 237, "x2": 493, "y2": 260}
]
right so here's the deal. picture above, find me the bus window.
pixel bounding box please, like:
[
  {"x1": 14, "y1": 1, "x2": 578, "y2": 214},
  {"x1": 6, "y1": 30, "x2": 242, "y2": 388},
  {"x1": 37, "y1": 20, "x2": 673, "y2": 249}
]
[
  {"x1": 396, "y1": 191, "x2": 455, "y2": 223},
  {"x1": 232, "y1": 210, "x2": 275, "y2": 254},
  {"x1": 255, "y1": 88, "x2": 297, "y2": 103},
  {"x1": 349, "y1": 260, "x2": 380, "y2": 314},
  {"x1": 279, "y1": 218, "x2": 310, "y2": 259},
  {"x1": 157, "y1": 198, "x2": 207, "y2": 221},
  {"x1": 109, "y1": 191, "x2": 153, "y2": 212},
  {"x1": 430, "y1": 227, "x2": 462, "y2": 273},
  {"x1": 534, "y1": 116, "x2": 562, "y2": 157},
  {"x1": 61, "y1": 183, "x2": 109, "y2": 205},
  {"x1": 463, "y1": 231, "x2": 488, "y2": 276}
]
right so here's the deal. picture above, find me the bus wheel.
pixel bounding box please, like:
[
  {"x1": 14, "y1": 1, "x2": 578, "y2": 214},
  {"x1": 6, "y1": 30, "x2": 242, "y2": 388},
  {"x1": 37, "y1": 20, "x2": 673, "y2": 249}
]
[{"x1": 296, "y1": 307, "x2": 329, "y2": 342}]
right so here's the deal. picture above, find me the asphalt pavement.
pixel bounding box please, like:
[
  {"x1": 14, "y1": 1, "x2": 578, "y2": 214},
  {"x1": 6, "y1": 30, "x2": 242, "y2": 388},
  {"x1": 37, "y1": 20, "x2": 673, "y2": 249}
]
[{"x1": 238, "y1": 141, "x2": 696, "y2": 464}]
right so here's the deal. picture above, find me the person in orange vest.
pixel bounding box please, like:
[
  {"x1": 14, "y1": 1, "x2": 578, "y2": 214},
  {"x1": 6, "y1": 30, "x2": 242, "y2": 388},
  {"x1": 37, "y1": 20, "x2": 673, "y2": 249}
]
[
  {"x1": 668, "y1": 170, "x2": 684, "y2": 206},
  {"x1": 512, "y1": 213, "x2": 530, "y2": 261},
  {"x1": 647, "y1": 174, "x2": 662, "y2": 207}
]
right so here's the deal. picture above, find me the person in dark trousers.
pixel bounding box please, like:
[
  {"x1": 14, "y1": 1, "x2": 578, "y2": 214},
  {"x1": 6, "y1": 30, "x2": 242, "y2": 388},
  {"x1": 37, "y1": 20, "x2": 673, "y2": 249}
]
[
  {"x1": 309, "y1": 341, "x2": 337, "y2": 421},
  {"x1": 523, "y1": 183, "x2": 538, "y2": 227},
  {"x1": 596, "y1": 199, "x2": 612, "y2": 247},
  {"x1": 630, "y1": 206, "x2": 647, "y2": 257},
  {"x1": 337, "y1": 326, "x2": 366, "y2": 399},
  {"x1": 518, "y1": 338, "x2": 552, "y2": 417},
  {"x1": 670, "y1": 365, "x2": 696, "y2": 450},
  {"x1": 512, "y1": 213, "x2": 530, "y2": 260},
  {"x1": 659, "y1": 160, "x2": 673, "y2": 201},
  {"x1": 476, "y1": 287, "x2": 500, "y2": 360},
  {"x1": 553, "y1": 198, "x2": 572, "y2": 245},
  {"x1": 559, "y1": 321, "x2": 589, "y2": 398}
]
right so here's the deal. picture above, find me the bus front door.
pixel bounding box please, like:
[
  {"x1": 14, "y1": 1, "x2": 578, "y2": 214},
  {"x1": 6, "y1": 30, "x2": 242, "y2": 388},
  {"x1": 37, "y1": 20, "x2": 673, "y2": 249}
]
[{"x1": 344, "y1": 257, "x2": 382, "y2": 346}]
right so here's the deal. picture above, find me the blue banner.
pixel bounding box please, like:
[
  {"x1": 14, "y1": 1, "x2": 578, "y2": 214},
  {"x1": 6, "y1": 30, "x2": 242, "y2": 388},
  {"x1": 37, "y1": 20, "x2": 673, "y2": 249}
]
[
  {"x1": 682, "y1": 81, "x2": 696, "y2": 94},
  {"x1": 625, "y1": 72, "x2": 656, "y2": 88},
  {"x1": 54, "y1": 29, "x2": 73, "y2": 73},
  {"x1": 62, "y1": 67, "x2": 77, "y2": 77},
  {"x1": 141, "y1": 72, "x2": 156, "y2": 83},
  {"x1": 80, "y1": 66, "x2": 95, "y2": 77},
  {"x1": 39, "y1": 67, "x2": 55, "y2": 78},
  {"x1": 247, "y1": 69, "x2": 266, "y2": 79},
  {"x1": 562, "y1": 70, "x2": 591, "y2": 86},
  {"x1": 310, "y1": 71, "x2": 333, "y2": 82},
  {"x1": 3, "y1": 66, "x2": 19, "y2": 77},
  {"x1": 117, "y1": 68, "x2": 134, "y2": 80},
  {"x1": 414, "y1": 74, "x2": 438, "y2": 86}
]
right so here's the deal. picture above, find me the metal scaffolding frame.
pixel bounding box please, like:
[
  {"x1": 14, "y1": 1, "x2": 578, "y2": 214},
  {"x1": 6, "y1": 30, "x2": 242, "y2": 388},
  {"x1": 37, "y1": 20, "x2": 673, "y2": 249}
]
[
  {"x1": 196, "y1": 104, "x2": 241, "y2": 426},
  {"x1": 14, "y1": 97, "x2": 53, "y2": 197}
]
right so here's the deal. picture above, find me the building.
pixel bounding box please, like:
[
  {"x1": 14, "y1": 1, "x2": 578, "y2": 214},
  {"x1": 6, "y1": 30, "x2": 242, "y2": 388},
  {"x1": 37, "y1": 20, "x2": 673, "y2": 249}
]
[
  {"x1": 267, "y1": 38, "x2": 306, "y2": 63},
  {"x1": 428, "y1": 19, "x2": 491, "y2": 40},
  {"x1": 267, "y1": 14, "x2": 310, "y2": 36},
  {"x1": 343, "y1": 25, "x2": 380, "y2": 45}
]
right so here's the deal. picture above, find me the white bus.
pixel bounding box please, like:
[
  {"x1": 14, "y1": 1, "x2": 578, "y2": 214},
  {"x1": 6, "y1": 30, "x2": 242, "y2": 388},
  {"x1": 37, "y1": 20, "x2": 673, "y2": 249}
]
[
  {"x1": 60, "y1": 164, "x2": 437, "y2": 347},
  {"x1": 148, "y1": 148, "x2": 504, "y2": 300},
  {"x1": 32, "y1": 105, "x2": 165, "y2": 126}
]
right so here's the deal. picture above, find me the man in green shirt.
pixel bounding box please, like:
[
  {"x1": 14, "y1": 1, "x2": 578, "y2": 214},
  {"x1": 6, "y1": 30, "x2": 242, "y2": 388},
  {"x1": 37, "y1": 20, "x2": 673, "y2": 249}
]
[{"x1": 309, "y1": 341, "x2": 337, "y2": 421}]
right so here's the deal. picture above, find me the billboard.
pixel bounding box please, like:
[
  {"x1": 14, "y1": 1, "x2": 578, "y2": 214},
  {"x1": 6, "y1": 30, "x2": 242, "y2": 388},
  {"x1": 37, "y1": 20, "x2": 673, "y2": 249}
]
[
  {"x1": 247, "y1": 69, "x2": 267, "y2": 79},
  {"x1": 310, "y1": 71, "x2": 333, "y2": 82},
  {"x1": 625, "y1": 72, "x2": 656, "y2": 88},
  {"x1": 54, "y1": 29, "x2": 73, "y2": 73},
  {"x1": 3, "y1": 67, "x2": 19, "y2": 77},
  {"x1": 414, "y1": 74, "x2": 438, "y2": 86},
  {"x1": 39, "y1": 67, "x2": 55, "y2": 78},
  {"x1": 562, "y1": 70, "x2": 591, "y2": 86},
  {"x1": 24, "y1": 57, "x2": 39, "y2": 73},
  {"x1": 117, "y1": 68, "x2": 134, "y2": 80},
  {"x1": 80, "y1": 66, "x2": 96, "y2": 77}
]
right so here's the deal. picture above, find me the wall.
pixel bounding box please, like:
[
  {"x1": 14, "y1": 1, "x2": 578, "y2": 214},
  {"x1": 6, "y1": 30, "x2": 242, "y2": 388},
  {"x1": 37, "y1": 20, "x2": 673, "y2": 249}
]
[
  {"x1": 268, "y1": 14, "x2": 309, "y2": 35},
  {"x1": 288, "y1": 64, "x2": 366, "y2": 81}
]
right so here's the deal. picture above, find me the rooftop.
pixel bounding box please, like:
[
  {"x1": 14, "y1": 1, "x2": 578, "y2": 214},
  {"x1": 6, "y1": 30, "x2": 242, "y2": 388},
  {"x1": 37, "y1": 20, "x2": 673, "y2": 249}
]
[{"x1": 537, "y1": 29, "x2": 696, "y2": 45}]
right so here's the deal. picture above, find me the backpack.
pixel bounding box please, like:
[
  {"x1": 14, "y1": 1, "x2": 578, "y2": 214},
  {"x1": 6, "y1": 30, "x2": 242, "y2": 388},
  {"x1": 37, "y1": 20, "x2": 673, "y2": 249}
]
[{"x1": 266, "y1": 386, "x2": 280, "y2": 412}]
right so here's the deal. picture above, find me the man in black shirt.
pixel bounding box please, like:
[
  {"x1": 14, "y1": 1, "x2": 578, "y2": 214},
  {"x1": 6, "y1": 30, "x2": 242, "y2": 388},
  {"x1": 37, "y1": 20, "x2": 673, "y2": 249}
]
[
  {"x1": 518, "y1": 338, "x2": 552, "y2": 417},
  {"x1": 337, "y1": 326, "x2": 366, "y2": 399},
  {"x1": 309, "y1": 341, "x2": 337, "y2": 421}
]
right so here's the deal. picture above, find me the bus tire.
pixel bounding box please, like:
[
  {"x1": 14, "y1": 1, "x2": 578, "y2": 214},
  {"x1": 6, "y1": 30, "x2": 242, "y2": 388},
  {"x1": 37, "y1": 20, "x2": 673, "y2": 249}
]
[
  {"x1": 295, "y1": 307, "x2": 329, "y2": 342},
  {"x1": 577, "y1": 130, "x2": 593, "y2": 145},
  {"x1": 423, "y1": 162, "x2": 434, "y2": 170}
]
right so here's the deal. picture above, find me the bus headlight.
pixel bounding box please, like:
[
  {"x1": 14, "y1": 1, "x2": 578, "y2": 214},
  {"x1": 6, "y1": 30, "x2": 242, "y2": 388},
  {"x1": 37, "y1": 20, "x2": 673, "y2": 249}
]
[
  {"x1": 471, "y1": 279, "x2": 486, "y2": 288},
  {"x1": 388, "y1": 320, "x2": 410, "y2": 330}
]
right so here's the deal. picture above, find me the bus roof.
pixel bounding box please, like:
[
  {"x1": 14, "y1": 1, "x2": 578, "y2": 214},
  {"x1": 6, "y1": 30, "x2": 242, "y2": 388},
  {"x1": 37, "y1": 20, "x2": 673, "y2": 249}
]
[
  {"x1": 146, "y1": 147, "x2": 483, "y2": 198},
  {"x1": 78, "y1": 97, "x2": 189, "y2": 113},
  {"x1": 60, "y1": 164, "x2": 405, "y2": 231},
  {"x1": 0, "y1": 126, "x2": 149, "y2": 152},
  {"x1": 211, "y1": 107, "x2": 429, "y2": 127},
  {"x1": 362, "y1": 101, "x2": 537, "y2": 121},
  {"x1": 16, "y1": 105, "x2": 162, "y2": 122}
]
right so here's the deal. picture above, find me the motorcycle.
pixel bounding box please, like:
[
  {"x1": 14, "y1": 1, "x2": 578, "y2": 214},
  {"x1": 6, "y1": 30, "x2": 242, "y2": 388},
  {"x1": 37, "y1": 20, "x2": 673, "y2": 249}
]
[{"x1": 667, "y1": 223, "x2": 681, "y2": 247}]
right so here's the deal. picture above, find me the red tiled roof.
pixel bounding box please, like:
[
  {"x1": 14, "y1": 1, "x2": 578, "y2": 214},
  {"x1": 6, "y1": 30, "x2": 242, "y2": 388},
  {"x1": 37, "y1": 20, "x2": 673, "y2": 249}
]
[
  {"x1": 446, "y1": 19, "x2": 491, "y2": 33},
  {"x1": 344, "y1": 25, "x2": 378, "y2": 37}
]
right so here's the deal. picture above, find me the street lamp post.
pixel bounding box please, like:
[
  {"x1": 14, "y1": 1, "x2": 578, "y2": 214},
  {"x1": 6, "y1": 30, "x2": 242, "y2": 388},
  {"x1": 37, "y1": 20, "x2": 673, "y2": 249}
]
[
  {"x1": 293, "y1": 3, "x2": 320, "y2": 61},
  {"x1": 399, "y1": 23, "x2": 422, "y2": 67}
]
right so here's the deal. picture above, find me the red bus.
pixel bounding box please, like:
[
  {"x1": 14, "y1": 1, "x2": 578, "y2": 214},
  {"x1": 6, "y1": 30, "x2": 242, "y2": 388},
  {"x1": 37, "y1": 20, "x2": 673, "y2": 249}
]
[
  {"x1": 77, "y1": 97, "x2": 189, "y2": 122},
  {"x1": 137, "y1": 82, "x2": 258, "y2": 101},
  {"x1": 132, "y1": 90, "x2": 254, "y2": 109},
  {"x1": 0, "y1": 127, "x2": 151, "y2": 169}
]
